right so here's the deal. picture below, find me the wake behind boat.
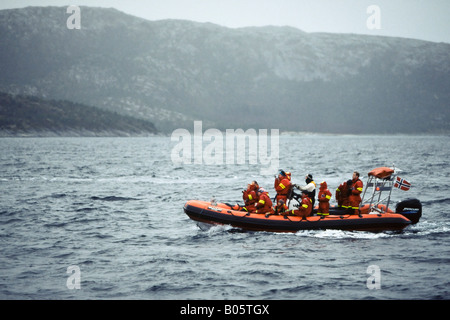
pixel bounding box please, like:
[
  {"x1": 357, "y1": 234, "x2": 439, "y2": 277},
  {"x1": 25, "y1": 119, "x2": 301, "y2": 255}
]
[{"x1": 184, "y1": 167, "x2": 422, "y2": 233}]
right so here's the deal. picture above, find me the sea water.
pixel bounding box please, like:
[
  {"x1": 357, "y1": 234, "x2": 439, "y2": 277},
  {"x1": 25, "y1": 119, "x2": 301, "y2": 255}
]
[{"x1": 0, "y1": 135, "x2": 449, "y2": 300}]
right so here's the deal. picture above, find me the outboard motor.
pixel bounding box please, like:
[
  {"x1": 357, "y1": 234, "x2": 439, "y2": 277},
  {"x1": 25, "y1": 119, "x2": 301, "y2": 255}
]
[{"x1": 396, "y1": 198, "x2": 422, "y2": 224}]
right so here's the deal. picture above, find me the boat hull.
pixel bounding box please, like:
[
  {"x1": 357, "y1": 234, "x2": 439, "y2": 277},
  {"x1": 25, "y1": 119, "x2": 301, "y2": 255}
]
[{"x1": 184, "y1": 200, "x2": 412, "y2": 233}]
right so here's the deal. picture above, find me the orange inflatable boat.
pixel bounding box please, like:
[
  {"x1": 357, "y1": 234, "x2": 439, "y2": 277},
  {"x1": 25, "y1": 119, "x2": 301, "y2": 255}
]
[
  {"x1": 184, "y1": 200, "x2": 416, "y2": 232},
  {"x1": 184, "y1": 167, "x2": 422, "y2": 233}
]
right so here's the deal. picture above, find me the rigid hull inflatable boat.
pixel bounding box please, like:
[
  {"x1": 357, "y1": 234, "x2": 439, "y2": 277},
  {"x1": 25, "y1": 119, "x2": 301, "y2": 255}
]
[
  {"x1": 184, "y1": 200, "x2": 416, "y2": 232},
  {"x1": 184, "y1": 167, "x2": 422, "y2": 233}
]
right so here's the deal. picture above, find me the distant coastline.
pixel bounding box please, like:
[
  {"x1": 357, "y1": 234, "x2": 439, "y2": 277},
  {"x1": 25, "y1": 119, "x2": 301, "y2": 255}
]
[{"x1": 0, "y1": 92, "x2": 158, "y2": 137}]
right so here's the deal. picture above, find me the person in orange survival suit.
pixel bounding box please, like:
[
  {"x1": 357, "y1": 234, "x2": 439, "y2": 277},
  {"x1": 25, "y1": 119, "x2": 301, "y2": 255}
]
[
  {"x1": 281, "y1": 193, "x2": 312, "y2": 219},
  {"x1": 255, "y1": 188, "x2": 274, "y2": 215},
  {"x1": 242, "y1": 181, "x2": 259, "y2": 213},
  {"x1": 317, "y1": 181, "x2": 332, "y2": 216},
  {"x1": 335, "y1": 179, "x2": 352, "y2": 209},
  {"x1": 274, "y1": 170, "x2": 292, "y2": 204},
  {"x1": 273, "y1": 199, "x2": 288, "y2": 216},
  {"x1": 348, "y1": 171, "x2": 364, "y2": 214}
]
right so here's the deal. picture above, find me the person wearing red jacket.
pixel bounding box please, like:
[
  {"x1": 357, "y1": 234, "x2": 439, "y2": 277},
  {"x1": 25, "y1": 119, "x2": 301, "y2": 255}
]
[
  {"x1": 335, "y1": 179, "x2": 352, "y2": 209},
  {"x1": 318, "y1": 181, "x2": 332, "y2": 216},
  {"x1": 274, "y1": 170, "x2": 292, "y2": 204},
  {"x1": 255, "y1": 188, "x2": 274, "y2": 215},
  {"x1": 281, "y1": 193, "x2": 312, "y2": 219},
  {"x1": 242, "y1": 181, "x2": 259, "y2": 213},
  {"x1": 349, "y1": 171, "x2": 364, "y2": 214}
]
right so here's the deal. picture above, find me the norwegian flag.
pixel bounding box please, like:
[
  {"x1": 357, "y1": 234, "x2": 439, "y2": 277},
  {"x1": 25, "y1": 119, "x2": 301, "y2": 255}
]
[{"x1": 394, "y1": 176, "x2": 411, "y2": 191}]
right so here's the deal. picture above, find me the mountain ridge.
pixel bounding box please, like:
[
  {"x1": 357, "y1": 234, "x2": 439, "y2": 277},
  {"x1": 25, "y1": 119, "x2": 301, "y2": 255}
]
[{"x1": 0, "y1": 6, "x2": 449, "y2": 134}]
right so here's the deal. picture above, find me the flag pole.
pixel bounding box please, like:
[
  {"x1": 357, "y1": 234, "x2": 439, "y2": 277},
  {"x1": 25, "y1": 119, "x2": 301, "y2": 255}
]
[{"x1": 385, "y1": 166, "x2": 396, "y2": 212}]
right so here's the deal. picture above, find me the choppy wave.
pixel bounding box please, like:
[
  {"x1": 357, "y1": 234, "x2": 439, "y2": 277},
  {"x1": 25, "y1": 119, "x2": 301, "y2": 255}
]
[
  {"x1": 90, "y1": 196, "x2": 140, "y2": 201},
  {"x1": 421, "y1": 198, "x2": 450, "y2": 206}
]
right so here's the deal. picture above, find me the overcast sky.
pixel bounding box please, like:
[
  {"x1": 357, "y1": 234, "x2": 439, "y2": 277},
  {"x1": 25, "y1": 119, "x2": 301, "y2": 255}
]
[{"x1": 1, "y1": 0, "x2": 449, "y2": 43}]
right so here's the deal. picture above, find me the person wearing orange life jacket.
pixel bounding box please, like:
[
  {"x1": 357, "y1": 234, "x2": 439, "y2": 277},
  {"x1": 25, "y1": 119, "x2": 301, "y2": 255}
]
[
  {"x1": 242, "y1": 181, "x2": 259, "y2": 213},
  {"x1": 348, "y1": 171, "x2": 364, "y2": 214},
  {"x1": 281, "y1": 193, "x2": 312, "y2": 219},
  {"x1": 274, "y1": 170, "x2": 292, "y2": 204},
  {"x1": 336, "y1": 179, "x2": 352, "y2": 209},
  {"x1": 274, "y1": 199, "x2": 288, "y2": 216},
  {"x1": 255, "y1": 188, "x2": 274, "y2": 215},
  {"x1": 317, "y1": 181, "x2": 332, "y2": 216}
]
